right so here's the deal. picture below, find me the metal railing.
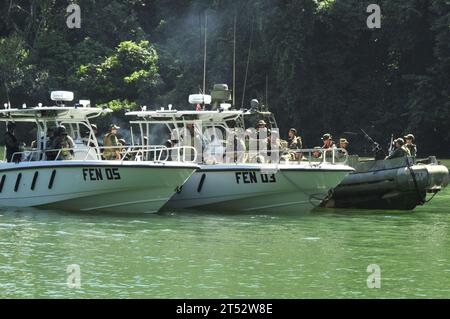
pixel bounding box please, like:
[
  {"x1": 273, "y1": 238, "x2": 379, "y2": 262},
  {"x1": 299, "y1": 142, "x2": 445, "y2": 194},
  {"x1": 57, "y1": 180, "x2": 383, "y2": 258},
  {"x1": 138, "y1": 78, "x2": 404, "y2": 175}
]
[
  {"x1": 6, "y1": 145, "x2": 346, "y2": 166},
  {"x1": 8, "y1": 145, "x2": 198, "y2": 164},
  {"x1": 207, "y1": 147, "x2": 349, "y2": 165},
  {"x1": 282, "y1": 148, "x2": 349, "y2": 165}
]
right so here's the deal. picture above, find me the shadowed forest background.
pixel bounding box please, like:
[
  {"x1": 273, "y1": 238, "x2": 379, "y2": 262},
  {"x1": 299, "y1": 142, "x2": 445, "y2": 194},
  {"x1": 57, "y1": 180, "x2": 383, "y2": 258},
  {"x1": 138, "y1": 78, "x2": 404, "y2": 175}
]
[{"x1": 0, "y1": 0, "x2": 449, "y2": 156}]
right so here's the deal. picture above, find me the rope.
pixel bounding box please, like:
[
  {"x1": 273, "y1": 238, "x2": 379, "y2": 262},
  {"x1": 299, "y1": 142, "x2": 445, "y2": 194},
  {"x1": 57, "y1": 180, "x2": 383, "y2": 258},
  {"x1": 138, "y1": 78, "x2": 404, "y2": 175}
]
[
  {"x1": 405, "y1": 157, "x2": 425, "y2": 206},
  {"x1": 425, "y1": 192, "x2": 438, "y2": 204}
]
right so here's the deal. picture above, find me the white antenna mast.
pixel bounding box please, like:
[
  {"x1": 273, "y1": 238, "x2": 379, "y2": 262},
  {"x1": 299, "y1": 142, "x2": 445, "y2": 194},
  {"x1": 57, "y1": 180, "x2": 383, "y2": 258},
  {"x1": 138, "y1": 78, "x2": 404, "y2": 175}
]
[
  {"x1": 232, "y1": 13, "x2": 237, "y2": 107},
  {"x1": 265, "y1": 74, "x2": 269, "y2": 110},
  {"x1": 202, "y1": 11, "x2": 208, "y2": 102},
  {"x1": 241, "y1": 16, "x2": 254, "y2": 109}
]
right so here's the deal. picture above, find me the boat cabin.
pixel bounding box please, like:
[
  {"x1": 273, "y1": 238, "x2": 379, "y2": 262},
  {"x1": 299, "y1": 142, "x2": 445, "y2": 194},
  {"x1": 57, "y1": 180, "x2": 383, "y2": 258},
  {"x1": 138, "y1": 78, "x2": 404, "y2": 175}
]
[{"x1": 0, "y1": 94, "x2": 109, "y2": 162}]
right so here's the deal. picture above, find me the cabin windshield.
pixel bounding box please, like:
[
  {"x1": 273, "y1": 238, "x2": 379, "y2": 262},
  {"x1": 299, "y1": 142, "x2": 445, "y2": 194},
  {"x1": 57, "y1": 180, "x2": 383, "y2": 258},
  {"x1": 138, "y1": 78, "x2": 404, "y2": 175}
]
[{"x1": 0, "y1": 116, "x2": 100, "y2": 162}]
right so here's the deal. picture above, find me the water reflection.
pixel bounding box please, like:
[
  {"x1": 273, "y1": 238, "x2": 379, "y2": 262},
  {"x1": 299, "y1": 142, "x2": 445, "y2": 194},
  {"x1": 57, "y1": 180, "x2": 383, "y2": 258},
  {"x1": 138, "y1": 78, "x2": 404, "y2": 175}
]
[{"x1": 0, "y1": 191, "x2": 449, "y2": 298}]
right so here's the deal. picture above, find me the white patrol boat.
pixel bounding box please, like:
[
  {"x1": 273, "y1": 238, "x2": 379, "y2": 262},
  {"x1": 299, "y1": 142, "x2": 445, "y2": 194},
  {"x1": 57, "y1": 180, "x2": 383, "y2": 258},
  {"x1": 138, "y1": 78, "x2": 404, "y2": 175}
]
[
  {"x1": 126, "y1": 89, "x2": 354, "y2": 213},
  {"x1": 0, "y1": 92, "x2": 198, "y2": 213}
]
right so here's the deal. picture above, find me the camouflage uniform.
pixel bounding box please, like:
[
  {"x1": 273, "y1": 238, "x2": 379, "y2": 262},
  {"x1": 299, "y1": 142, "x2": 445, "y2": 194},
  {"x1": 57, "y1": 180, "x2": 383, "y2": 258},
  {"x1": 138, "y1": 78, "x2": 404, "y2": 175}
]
[
  {"x1": 405, "y1": 144, "x2": 417, "y2": 157},
  {"x1": 287, "y1": 136, "x2": 302, "y2": 161},
  {"x1": 53, "y1": 135, "x2": 75, "y2": 160},
  {"x1": 288, "y1": 136, "x2": 302, "y2": 150},
  {"x1": 5, "y1": 131, "x2": 20, "y2": 162},
  {"x1": 404, "y1": 134, "x2": 417, "y2": 157},
  {"x1": 386, "y1": 143, "x2": 410, "y2": 160},
  {"x1": 103, "y1": 132, "x2": 120, "y2": 160}
]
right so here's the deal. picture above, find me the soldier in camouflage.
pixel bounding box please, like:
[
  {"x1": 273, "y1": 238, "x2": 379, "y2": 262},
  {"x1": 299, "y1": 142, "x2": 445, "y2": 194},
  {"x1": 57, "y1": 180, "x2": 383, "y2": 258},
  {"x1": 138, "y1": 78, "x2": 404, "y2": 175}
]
[
  {"x1": 386, "y1": 138, "x2": 410, "y2": 159},
  {"x1": 404, "y1": 134, "x2": 417, "y2": 157},
  {"x1": 4, "y1": 122, "x2": 21, "y2": 162},
  {"x1": 287, "y1": 128, "x2": 302, "y2": 161},
  {"x1": 53, "y1": 126, "x2": 75, "y2": 160},
  {"x1": 103, "y1": 124, "x2": 121, "y2": 160}
]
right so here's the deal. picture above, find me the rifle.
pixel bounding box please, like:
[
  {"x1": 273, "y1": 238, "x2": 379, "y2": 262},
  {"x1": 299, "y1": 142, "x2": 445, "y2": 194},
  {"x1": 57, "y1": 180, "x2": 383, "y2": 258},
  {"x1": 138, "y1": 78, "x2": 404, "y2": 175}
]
[
  {"x1": 360, "y1": 129, "x2": 385, "y2": 160},
  {"x1": 388, "y1": 134, "x2": 394, "y2": 154}
]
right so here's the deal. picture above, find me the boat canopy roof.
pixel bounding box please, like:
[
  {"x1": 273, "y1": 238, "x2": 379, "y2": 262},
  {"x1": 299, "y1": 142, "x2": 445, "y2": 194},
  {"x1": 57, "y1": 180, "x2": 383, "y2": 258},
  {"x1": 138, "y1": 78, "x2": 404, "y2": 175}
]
[
  {"x1": 126, "y1": 109, "x2": 274, "y2": 124},
  {"x1": 0, "y1": 106, "x2": 110, "y2": 123}
]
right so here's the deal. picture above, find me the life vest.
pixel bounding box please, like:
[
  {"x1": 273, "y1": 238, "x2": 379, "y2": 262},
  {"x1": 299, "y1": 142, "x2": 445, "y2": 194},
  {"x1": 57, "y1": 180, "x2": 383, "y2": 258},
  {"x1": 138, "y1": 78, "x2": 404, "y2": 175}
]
[
  {"x1": 103, "y1": 133, "x2": 119, "y2": 159},
  {"x1": 104, "y1": 133, "x2": 116, "y2": 147}
]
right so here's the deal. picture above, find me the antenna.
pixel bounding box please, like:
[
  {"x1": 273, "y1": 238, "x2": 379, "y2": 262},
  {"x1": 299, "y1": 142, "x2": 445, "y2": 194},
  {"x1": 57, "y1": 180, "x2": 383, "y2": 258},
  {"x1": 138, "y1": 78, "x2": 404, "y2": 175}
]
[
  {"x1": 232, "y1": 13, "x2": 237, "y2": 107},
  {"x1": 265, "y1": 74, "x2": 269, "y2": 110},
  {"x1": 202, "y1": 11, "x2": 208, "y2": 103},
  {"x1": 4, "y1": 83, "x2": 11, "y2": 110},
  {"x1": 241, "y1": 15, "x2": 254, "y2": 109}
]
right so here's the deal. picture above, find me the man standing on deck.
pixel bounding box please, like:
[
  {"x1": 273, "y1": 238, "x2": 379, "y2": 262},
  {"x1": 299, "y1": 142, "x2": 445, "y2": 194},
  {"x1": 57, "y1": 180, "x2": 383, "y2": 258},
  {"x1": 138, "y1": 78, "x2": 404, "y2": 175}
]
[
  {"x1": 385, "y1": 138, "x2": 410, "y2": 159},
  {"x1": 321, "y1": 133, "x2": 336, "y2": 161},
  {"x1": 287, "y1": 128, "x2": 302, "y2": 160},
  {"x1": 404, "y1": 134, "x2": 417, "y2": 157},
  {"x1": 255, "y1": 120, "x2": 270, "y2": 163},
  {"x1": 322, "y1": 133, "x2": 335, "y2": 149},
  {"x1": 4, "y1": 122, "x2": 21, "y2": 162},
  {"x1": 336, "y1": 138, "x2": 350, "y2": 159},
  {"x1": 288, "y1": 128, "x2": 302, "y2": 150},
  {"x1": 53, "y1": 126, "x2": 75, "y2": 160},
  {"x1": 103, "y1": 124, "x2": 121, "y2": 160}
]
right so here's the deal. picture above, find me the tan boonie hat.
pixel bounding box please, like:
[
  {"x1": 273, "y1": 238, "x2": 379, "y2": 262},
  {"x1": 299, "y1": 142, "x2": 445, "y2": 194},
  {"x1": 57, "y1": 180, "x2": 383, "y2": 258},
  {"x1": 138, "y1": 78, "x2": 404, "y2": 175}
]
[
  {"x1": 257, "y1": 120, "x2": 267, "y2": 126},
  {"x1": 322, "y1": 133, "x2": 332, "y2": 141},
  {"x1": 339, "y1": 138, "x2": 349, "y2": 144},
  {"x1": 109, "y1": 124, "x2": 120, "y2": 131},
  {"x1": 404, "y1": 134, "x2": 415, "y2": 141}
]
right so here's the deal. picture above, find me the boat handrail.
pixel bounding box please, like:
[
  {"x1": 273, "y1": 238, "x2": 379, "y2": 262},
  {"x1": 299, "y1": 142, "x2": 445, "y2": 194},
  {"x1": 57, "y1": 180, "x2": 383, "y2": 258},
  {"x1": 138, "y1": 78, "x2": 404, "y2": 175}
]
[
  {"x1": 206, "y1": 148, "x2": 348, "y2": 165},
  {"x1": 9, "y1": 145, "x2": 198, "y2": 164},
  {"x1": 286, "y1": 148, "x2": 348, "y2": 165}
]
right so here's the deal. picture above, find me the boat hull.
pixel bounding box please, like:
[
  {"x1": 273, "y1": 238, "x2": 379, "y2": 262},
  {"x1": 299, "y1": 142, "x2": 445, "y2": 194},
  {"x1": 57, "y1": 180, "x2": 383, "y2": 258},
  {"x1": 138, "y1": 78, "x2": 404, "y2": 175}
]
[
  {"x1": 322, "y1": 157, "x2": 449, "y2": 210},
  {"x1": 0, "y1": 161, "x2": 197, "y2": 213},
  {"x1": 163, "y1": 164, "x2": 352, "y2": 213}
]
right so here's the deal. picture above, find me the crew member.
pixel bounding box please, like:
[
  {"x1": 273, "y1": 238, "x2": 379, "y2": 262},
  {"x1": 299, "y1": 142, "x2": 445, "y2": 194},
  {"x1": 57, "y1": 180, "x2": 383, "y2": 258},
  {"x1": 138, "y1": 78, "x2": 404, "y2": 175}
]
[
  {"x1": 103, "y1": 124, "x2": 121, "y2": 160},
  {"x1": 404, "y1": 134, "x2": 417, "y2": 157},
  {"x1": 287, "y1": 128, "x2": 302, "y2": 160},
  {"x1": 386, "y1": 138, "x2": 410, "y2": 159},
  {"x1": 4, "y1": 122, "x2": 20, "y2": 162},
  {"x1": 256, "y1": 120, "x2": 270, "y2": 162},
  {"x1": 322, "y1": 133, "x2": 335, "y2": 149},
  {"x1": 337, "y1": 138, "x2": 350, "y2": 159},
  {"x1": 53, "y1": 125, "x2": 75, "y2": 160},
  {"x1": 321, "y1": 133, "x2": 336, "y2": 160}
]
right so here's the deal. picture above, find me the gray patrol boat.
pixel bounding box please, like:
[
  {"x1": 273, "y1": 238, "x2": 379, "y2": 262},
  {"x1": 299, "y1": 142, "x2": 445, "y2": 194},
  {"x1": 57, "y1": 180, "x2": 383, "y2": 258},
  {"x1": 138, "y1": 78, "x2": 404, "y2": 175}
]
[{"x1": 322, "y1": 155, "x2": 449, "y2": 210}]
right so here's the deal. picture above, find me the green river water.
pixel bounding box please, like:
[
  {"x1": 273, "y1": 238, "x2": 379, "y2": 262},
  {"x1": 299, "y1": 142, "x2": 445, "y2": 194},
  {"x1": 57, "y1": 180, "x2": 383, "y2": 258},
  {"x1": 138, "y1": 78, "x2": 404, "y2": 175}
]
[{"x1": 0, "y1": 187, "x2": 449, "y2": 299}]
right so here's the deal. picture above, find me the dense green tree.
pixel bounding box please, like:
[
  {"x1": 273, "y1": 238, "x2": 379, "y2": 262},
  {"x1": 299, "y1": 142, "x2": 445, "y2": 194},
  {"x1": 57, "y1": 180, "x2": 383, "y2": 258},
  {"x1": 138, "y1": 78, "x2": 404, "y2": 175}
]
[
  {"x1": 0, "y1": 34, "x2": 29, "y2": 104},
  {"x1": 0, "y1": 0, "x2": 448, "y2": 155},
  {"x1": 76, "y1": 40, "x2": 159, "y2": 106}
]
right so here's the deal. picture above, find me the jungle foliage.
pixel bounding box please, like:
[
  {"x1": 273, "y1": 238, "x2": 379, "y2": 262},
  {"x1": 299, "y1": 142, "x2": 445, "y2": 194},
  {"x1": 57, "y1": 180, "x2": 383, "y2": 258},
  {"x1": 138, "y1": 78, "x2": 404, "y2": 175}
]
[{"x1": 0, "y1": 0, "x2": 449, "y2": 155}]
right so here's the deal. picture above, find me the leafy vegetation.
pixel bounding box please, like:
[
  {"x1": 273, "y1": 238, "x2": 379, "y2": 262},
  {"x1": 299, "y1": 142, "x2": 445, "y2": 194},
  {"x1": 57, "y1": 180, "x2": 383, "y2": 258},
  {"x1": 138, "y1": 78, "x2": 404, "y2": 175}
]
[{"x1": 0, "y1": 0, "x2": 449, "y2": 156}]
